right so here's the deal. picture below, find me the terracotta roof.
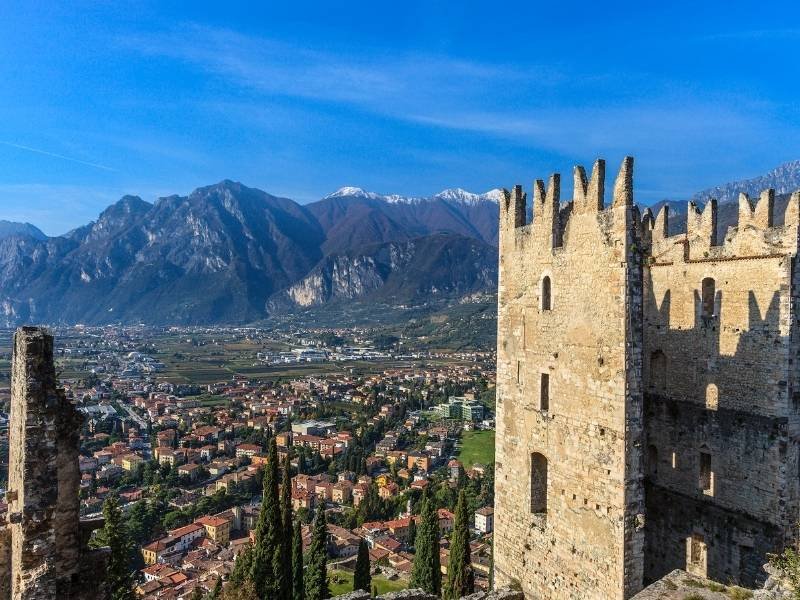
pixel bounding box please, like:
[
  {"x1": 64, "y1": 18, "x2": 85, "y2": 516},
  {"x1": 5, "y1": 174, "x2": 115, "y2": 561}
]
[
  {"x1": 169, "y1": 523, "x2": 204, "y2": 538},
  {"x1": 196, "y1": 515, "x2": 229, "y2": 528}
]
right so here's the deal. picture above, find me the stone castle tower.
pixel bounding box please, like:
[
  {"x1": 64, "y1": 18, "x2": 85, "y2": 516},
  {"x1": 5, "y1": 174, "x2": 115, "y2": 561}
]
[{"x1": 493, "y1": 157, "x2": 800, "y2": 599}]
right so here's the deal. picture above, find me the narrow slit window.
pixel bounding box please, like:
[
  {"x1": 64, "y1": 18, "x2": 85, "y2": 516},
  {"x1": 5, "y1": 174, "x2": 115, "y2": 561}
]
[
  {"x1": 699, "y1": 452, "x2": 713, "y2": 495},
  {"x1": 530, "y1": 453, "x2": 548, "y2": 514},
  {"x1": 541, "y1": 276, "x2": 552, "y2": 311},
  {"x1": 701, "y1": 278, "x2": 716, "y2": 318},
  {"x1": 540, "y1": 373, "x2": 550, "y2": 411}
]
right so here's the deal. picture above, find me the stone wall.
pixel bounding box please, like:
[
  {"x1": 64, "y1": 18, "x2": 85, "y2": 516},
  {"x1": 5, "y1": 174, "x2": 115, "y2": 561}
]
[
  {"x1": 4, "y1": 327, "x2": 108, "y2": 600},
  {"x1": 641, "y1": 195, "x2": 800, "y2": 587},
  {"x1": 494, "y1": 159, "x2": 800, "y2": 598},
  {"x1": 493, "y1": 158, "x2": 645, "y2": 600}
]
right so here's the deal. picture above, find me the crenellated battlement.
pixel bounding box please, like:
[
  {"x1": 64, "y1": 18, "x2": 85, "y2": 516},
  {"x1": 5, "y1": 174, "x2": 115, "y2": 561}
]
[
  {"x1": 650, "y1": 189, "x2": 800, "y2": 264},
  {"x1": 499, "y1": 157, "x2": 638, "y2": 257}
]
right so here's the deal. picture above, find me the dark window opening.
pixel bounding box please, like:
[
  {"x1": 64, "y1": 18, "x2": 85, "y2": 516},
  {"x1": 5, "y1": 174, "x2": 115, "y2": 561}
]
[
  {"x1": 541, "y1": 276, "x2": 552, "y2": 311},
  {"x1": 699, "y1": 452, "x2": 712, "y2": 493},
  {"x1": 540, "y1": 373, "x2": 550, "y2": 411},
  {"x1": 530, "y1": 452, "x2": 548, "y2": 514},
  {"x1": 701, "y1": 278, "x2": 716, "y2": 318}
]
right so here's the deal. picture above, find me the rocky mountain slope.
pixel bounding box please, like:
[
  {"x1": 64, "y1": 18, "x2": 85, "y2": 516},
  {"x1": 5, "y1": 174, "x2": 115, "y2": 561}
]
[
  {"x1": 0, "y1": 182, "x2": 324, "y2": 325},
  {"x1": 270, "y1": 233, "x2": 497, "y2": 311},
  {"x1": 306, "y1": 187, "x2": 501, "y2": 255},
  {"x1": 0, "y1": 221, "x2": 46, "y2": 241},
  {"x1": 0, "y1": 182, "x2": 500, "y2": 325}
]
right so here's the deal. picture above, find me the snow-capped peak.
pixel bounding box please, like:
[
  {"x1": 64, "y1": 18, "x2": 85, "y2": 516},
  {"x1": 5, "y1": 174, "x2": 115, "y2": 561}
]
[
  {"x1": 434, "y1": 188, "x2": 502, "y2": 204},
  {"x1": 325, "y1": 187, "x2": 384, "y2": 200},
  {"x1": 323, "y1": 186, "x2": 501, "y2": 204}
]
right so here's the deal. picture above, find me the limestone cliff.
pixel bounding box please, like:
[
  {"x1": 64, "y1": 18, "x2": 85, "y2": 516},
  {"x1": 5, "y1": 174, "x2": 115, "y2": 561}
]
[{"x1": 269, "y1": 233, "x2": 497, "y2": 311}]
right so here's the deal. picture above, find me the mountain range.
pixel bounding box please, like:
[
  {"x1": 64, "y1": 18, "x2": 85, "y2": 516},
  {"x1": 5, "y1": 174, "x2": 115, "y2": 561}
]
[
  {"x1": 3, "y1": 160, "x2": 800, "y2": 326},
  {"x1": 0, "y1": 182, "x2": 500, "y2": 325}
]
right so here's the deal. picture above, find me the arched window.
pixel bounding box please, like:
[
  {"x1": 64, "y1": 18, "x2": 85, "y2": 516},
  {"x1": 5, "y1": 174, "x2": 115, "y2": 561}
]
[
  {"x1": 701, "y1": 278, "x2": 716, "y2": 318},
  {"x1": 649, "y1": 350, "x2": 667, "y2": 391},
  {"x1": 541, "y1": 276, "x2": 552, "y2": 311},
  {"x1": 530, "y1": 452, "x2": 548, "y2": 514},
  {"x1": 647, "y1": 444, "x2": 658, "y2": 478}
]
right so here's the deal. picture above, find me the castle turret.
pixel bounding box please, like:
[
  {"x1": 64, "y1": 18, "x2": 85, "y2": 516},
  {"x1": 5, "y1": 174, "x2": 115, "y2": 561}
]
[{"x1": 494, "y1": 157, "x2": 646, "y2": 600}]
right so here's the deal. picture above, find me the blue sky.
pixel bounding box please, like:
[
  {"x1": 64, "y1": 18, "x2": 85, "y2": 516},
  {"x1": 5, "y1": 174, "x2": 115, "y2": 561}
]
[{"x1": 1, "y1": 1, "x2": 800, "y2": 235}]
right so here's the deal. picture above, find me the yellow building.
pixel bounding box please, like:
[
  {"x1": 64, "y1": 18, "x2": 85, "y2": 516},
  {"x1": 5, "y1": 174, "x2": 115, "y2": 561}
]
[
  {"x1": 120, "y1": 453, "x2": 144, "y2": 472},
  {"x1": 195, "y1": 515, "x2": 231, "y2": 545}
]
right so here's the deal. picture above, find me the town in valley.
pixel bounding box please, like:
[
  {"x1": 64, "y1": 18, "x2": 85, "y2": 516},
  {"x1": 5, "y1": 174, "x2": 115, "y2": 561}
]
[{"x1": 0, "y1": 324, "x2": 497, "y2": 598}]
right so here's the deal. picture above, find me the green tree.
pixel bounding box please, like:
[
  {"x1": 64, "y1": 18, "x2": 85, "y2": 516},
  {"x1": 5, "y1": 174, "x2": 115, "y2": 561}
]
[
  {"x1": 279, "y1": 459, "x2": 294, "y2": 600},
  {"x1": 353, "y1": 538, "x2": 371, "y2": 592},
  {"x1": 293, "y1": 521, "x2": 305, "y2": 600},
  {"x1": 95, "y1": 494, "x2": 136, "y2": 600},
  {"x1": 410, "y1": 491, "x2": 441, "y2": 595},
  {"x1": 252, "y1": 437, "x2": 282, "y2": 597},
  {"x1": 407, "y1": 517, "x2": 417, "y2": 549},
  {"x1": 304, "y1": 508, "x2": 329, "y2": 600},
  {"x1": 229, "y1": 546, "x2": 253, "y2": 586},
  {"x1": 443, "y1": 490, "x2": 474, "y2": 599}
]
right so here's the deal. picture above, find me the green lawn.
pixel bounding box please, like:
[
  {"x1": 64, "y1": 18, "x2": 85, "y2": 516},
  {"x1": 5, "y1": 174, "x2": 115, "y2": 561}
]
[
  {"x1": 328, "y1": 570, "x2": 407, "y2": 596},
  {"x1": 456, "y1": 430, "x2": 495, "y2": 469}
]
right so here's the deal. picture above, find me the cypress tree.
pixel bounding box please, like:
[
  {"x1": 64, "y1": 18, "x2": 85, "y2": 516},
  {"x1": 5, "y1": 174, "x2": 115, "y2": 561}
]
[
  {"x1": 271, "y1": 458, "x2": 294, "y2": 600},
  {"x1": 353, "y1": 538, "x2": 371, "y2": 592},
  {"x1": 443, "y1": 490, "x2": 474, "y2": 599},
  {"x1": 305, "y1": 508, "x2": 329, "y2": 600},
  {"x1": 293, "y1": 520, "x2": 305, "y2": 600},
  {"x1": 410, "y1": 492, "x2": 441, "y2": 595},
  {"x1": 98, "y1": 494, "x2": 136, "y2": 600},
  {"x1": 407, "y1": 516, "x2": 417, "y2": 549},
  {"x1": 251, "y1": 437, "x2": 281, "y2": 597},
  {"x1": 229, "y1": 546, "x2": 253, "y2": 585}
]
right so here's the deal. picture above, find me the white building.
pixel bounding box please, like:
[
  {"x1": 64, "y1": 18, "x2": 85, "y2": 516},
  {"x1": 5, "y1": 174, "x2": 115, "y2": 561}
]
[{"x1": 475, "y1": 506, "x2": 494, "y2": 534}]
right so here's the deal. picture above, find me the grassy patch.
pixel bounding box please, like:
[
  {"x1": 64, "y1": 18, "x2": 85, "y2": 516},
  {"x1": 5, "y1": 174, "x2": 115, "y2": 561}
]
[
  {"x1": 328, "y1": 570, "x2": 407, "y2": 596},
  {"x1": 457, "y1": 430, "x2": 495, "y2": 469}
]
